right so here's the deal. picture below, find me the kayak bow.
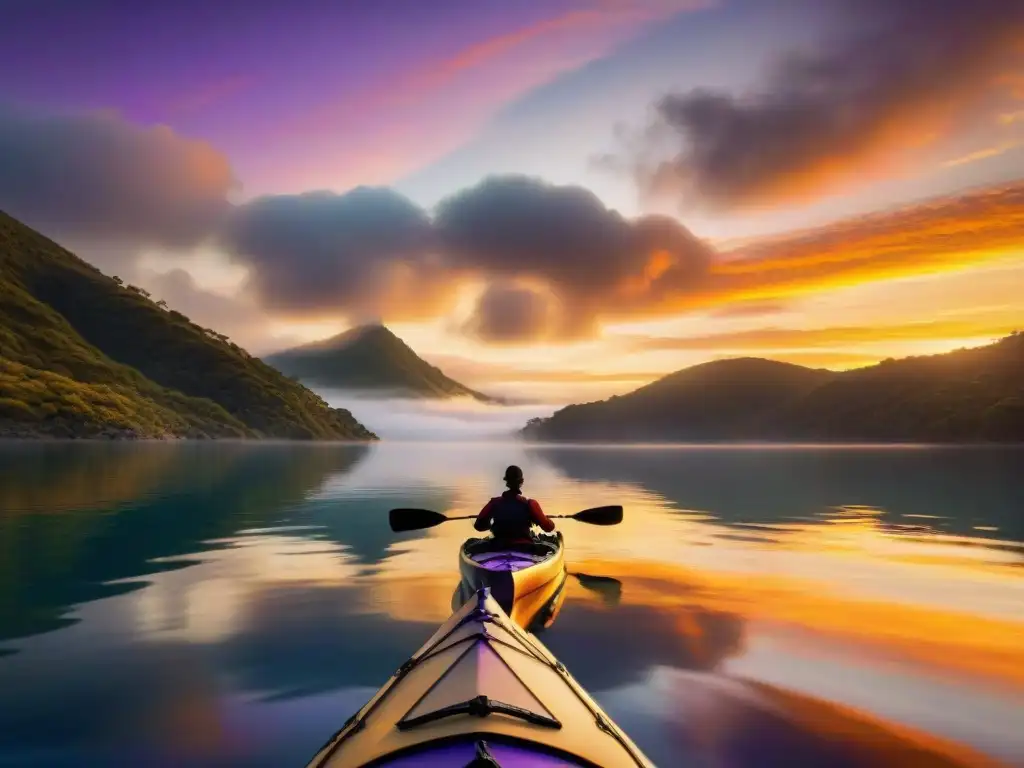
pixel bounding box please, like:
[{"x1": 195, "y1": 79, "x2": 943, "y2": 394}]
[{"x1": 307, "y1": 587, "x2": 654, "y2": 768}]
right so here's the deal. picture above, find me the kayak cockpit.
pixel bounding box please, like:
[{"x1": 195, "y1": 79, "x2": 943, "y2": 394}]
[
  {"x1": 366, "y1": 736, "x2": 591, "y2": 766},
  {"x1": 463, "y1": 533, "x2": 561, "y2": 572}
]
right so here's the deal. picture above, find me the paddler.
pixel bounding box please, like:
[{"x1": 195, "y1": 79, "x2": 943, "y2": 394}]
[{"x1": 474, "y1": 465, "x2": 555, "y2": 544}]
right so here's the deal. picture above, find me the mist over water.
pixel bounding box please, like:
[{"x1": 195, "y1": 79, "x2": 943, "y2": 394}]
[{"x1": 321, "y1": 391, "x2": 558, "y2": 441}]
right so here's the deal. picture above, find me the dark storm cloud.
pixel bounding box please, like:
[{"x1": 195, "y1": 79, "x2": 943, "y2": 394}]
[
  {"x1": 0, "y1": 104, "x2": 235, "y2": 248},
  {"x1": 637, "y1": 0, "x2": 1024, "y2": 208},
  {"x1": 220, "y1": 187, "x2": 443, "y2": 317}
]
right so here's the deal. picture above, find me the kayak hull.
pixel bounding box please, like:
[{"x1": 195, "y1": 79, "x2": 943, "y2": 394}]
[
  {"x1": 306, "y1": 587, "x2": 654, "y2": 768},
  {"x1": 456, "y1": 531, "x2": 566, "y2": 628}
]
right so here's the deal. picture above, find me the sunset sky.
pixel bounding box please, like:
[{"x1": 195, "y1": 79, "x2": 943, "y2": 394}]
[{"x1": 1, "y1": 0, "x2": 1022, "y2": 402}]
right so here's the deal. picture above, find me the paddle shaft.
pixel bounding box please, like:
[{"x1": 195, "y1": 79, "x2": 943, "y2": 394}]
[
  {"x1": 388, "y1": 504, "x2": 621, "y2": 532},
  {"x1": 443, "y1": 513, "x2": 578, "y2": 521}
]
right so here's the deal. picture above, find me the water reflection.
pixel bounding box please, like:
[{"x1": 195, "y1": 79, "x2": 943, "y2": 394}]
[
  {"x1": 528, "y1": 444, "x2": 1024, "y2": 541},
  {"x1": 0, "y1": 442, "x2": 371, "y2": 645},
  {"x1": 213, "y1": 580, "x2": 437, "y2": 699},
  {"x1": 0, "y1": 442, "x2": 1021, "y2": 767},
  {"x1": 543, "y1": 580, "x2": 746, "y2": 686}
]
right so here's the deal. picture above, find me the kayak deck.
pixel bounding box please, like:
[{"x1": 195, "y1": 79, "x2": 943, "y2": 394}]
[{"x1": 307, "y1": 588, "x2": 653, "y2": 768}]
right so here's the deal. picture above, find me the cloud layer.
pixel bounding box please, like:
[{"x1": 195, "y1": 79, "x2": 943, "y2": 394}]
[
  {"x1": 222, "y1": 175, "x2": 715, "y2": 341},
  {"x1": 0, "y1": 104, "x2": 235, "y2": 248},
  {"x1": 0, "y1": 105, "x2": 711, "y2": 341},
  {"x1": 2, "y1": 102, "x2": 1021, "y2": 347},
  {"x1": 435, "y1": 176, "x2": 714, "y2": 340},
  {"x1": 634, "y1": 0, "x2": 1024, "y2": 209},
  {"x1": 219, "y1": 187, "x2": 443, "y2": 319},
  {"x1": 628, "y1": 316, "x2": 1023, "y2": 354},
  {"x1": 697, "y1": 182, "x2": 1024, "y2": 308}
]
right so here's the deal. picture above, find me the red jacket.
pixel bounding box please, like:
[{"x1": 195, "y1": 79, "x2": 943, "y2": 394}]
[{"x1": 474, "y1": 493, "x2": 555, "y2": 539}]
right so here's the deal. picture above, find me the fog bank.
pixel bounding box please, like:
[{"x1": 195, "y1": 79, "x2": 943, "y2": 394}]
[{"x1": 320, "y1": 392, "x2": 557, "y2": 441}]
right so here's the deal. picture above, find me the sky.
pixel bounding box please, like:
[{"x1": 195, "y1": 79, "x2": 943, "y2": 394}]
[{"x1": 0, "y1": 0, "x2": 1022, "y2": 403}]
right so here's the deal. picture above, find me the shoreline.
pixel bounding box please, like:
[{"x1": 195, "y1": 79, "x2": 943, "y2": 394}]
[
  {"x1": 2, "y1": 433, "x2": 1021, "y2": 448},
  {"x1": 0, "y1": 428, "x2": 380, "y2": 443}
]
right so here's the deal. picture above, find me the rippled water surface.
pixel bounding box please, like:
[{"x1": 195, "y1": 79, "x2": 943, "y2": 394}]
[{"x1": 1, "y1": 441, "x2": 1022, "y2": 767}]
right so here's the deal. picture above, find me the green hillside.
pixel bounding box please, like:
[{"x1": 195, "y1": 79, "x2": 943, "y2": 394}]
[
  {"x1": 764, "y1": 333, "x2": 1024, "y2": 442},
  {"x1": 265, "y1": 324, "x2": 499, "y2": 402},
  {"x1": 522, "y1": 334, "x2": 1024, "y2": 443},
  {"x1": 0, "y1": 210, "x2": 377, "y2": 440}
]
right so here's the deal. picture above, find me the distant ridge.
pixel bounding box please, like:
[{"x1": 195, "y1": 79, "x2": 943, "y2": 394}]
[
  {"x1": 521, "y1": 333, "x2": 1024, "y2": 443},
  {"x1": 265, "y1": 324, "x2": 501, "y2": 402}
]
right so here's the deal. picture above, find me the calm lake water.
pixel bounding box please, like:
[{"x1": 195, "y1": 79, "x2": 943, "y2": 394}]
[{"x1": 1, "y1": 441, "x2": 1022, "y2": 767}]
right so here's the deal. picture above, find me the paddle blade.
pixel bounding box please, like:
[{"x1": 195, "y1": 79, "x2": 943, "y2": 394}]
[
  {"x1": 389, "y1": 508, "x2": 448, "y2": 532},
  {"x1": 572, "y1": 505, "x2": 623, "y2": 526},
  {"x1": 573, "y1": 573, "x2": 623, "y2": 607}
]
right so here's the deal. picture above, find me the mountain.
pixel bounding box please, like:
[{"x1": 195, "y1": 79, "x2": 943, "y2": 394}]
[
  {"x1": 265, "y1": 324, "x2": 499, "y2": 402},
  {"x1": 522, "y1": 358, "x2": 833, "y2": 442},
  {"x1": 521, "y1": 333, "x2": 1024, "y2": 443},
  {"x1": 0, "y1": 210, "x2": 377, "y2": 440}
]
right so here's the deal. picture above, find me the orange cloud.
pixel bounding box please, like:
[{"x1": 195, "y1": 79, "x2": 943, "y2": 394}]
[
  {"x1": 622, "y1": 248, "x2": 677, "y2": 296},
  {"x1": 709, "y1": 300, "x2": 790, "y2": 318},
  {"x1": 669, "y1": 182, "x2": 1024, "y2": 312},
  {"x1": 943, "y1": 141, "x2": 1022, "y2": 167},
  {"x1": 629, "y1": 1, "x2": 1024, "y2": 209},
  {"x1": 628, "y1": 315, "x2": 1022, "y2": 353},
  {"x1": 550, "y1": 182, "x2": 1024, "y2": 331}
]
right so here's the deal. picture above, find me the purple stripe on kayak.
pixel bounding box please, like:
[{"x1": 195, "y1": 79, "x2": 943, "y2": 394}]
[{"x1": 373, "y1": 739, "x2": 585, "y2": 766}]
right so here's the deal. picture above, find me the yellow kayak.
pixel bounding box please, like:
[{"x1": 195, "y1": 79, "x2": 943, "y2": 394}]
[
  {"x1": 306, "y1": 587, "x2": 655, "y2": 767},
  {"x1": 453, "y1": 532, "x2": 568, "y2": 630}
]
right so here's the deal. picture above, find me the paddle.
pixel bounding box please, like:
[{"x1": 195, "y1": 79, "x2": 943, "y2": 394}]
[{"x1": 388, "y1": 504, "x2": 623, "y2": 533}]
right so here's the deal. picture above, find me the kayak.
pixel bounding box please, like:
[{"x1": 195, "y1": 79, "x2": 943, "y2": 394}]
[
  {"x1": 306, "y1": 586, "x2": 655, "y2": 767},
  {"x1": 451, "y1": 560, "x2": 567, "y2": 633},
  {"x1": 454, "y1": 532, "x2": 567, "y2": 629}
]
